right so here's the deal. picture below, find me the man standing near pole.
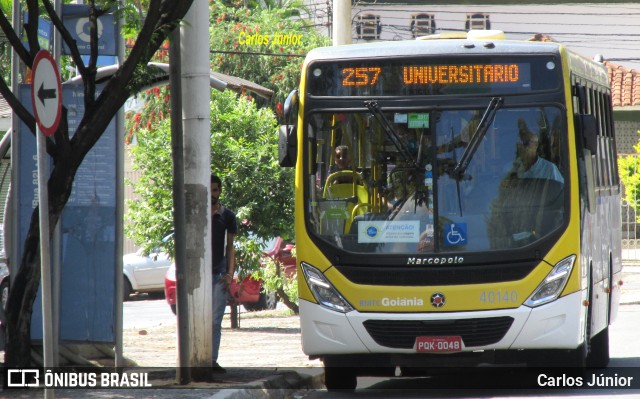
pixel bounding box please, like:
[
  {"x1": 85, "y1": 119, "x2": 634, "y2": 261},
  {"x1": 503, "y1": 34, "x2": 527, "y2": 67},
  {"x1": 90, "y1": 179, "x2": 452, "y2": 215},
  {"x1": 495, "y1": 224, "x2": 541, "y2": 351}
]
[{"x1": 210, "y1": 174, "x2": 237, "y2": 374}]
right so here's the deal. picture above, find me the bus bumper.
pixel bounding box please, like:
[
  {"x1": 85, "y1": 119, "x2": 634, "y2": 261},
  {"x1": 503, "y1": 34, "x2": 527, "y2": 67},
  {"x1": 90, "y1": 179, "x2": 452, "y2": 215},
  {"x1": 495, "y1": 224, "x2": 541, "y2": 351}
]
[{"x1": 300, "y1": 290, "x2": 585, "y2": 357}]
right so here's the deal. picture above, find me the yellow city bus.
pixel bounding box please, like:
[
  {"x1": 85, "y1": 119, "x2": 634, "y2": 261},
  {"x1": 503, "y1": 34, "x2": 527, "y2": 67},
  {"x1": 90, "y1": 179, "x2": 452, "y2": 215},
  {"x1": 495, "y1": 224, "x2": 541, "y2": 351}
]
[{"x1": 279, "y1": 31, "x2": 622, "y2": 390}]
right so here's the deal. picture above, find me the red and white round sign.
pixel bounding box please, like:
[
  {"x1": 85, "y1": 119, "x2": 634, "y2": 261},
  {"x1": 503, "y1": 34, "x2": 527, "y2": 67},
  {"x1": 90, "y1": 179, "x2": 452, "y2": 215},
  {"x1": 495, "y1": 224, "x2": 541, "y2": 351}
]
[{"x1": 31, "y1": 50, "x2": 62, "y2": 137}]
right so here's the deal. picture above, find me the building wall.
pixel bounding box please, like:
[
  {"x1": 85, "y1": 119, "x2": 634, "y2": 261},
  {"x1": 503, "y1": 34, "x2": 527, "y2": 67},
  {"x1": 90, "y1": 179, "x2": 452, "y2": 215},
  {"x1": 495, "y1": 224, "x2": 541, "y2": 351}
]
[{"x1": 615, "y1": 118, "x2": 640, "y2": 155}]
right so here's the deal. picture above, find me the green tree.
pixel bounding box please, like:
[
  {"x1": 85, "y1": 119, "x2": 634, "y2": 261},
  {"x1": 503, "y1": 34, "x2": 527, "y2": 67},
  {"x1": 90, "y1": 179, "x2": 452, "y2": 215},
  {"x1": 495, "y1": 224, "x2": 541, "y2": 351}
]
[
  {"x1": 125, "y1": 1, "x2": 325, "y2": 311},
  {"x1": 127, "y1": 2, "x2": 329, "y2": 141},
  {"x1": 619, "y1": 130, "x2": 640, "y2": 212},
  {"x1": 208, "y1": 90, "x2": 293, "y2": 239},
  {"x1": 0, "y1": 0, "x2": 13, "y2": 82},
  {"x1": 209, "y1": 2, "x2": 329, "y2": 120},
  {"x1": 0, "y1": 0, "x2": 194, "y2": 368},
  {"x1": 127, "y1": 90, "x2": 297, "y2": 308}
]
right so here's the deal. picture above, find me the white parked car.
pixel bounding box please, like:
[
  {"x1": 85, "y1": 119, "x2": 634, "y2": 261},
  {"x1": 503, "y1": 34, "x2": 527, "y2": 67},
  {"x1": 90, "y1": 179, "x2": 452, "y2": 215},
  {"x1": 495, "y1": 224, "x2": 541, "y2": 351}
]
[{"x1": 122, "y1": 236, "x2": 173, "y2": 300}]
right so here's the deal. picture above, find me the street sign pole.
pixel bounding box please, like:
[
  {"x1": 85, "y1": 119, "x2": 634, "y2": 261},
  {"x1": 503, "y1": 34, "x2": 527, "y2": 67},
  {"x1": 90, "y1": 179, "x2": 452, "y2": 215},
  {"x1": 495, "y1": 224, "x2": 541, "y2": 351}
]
[
  {"x1": 36, "y1": 126, "x2": 54, "y2": 375},
  {"x1": 31, "y1": 51, "x2": 62, "y2": 396}
]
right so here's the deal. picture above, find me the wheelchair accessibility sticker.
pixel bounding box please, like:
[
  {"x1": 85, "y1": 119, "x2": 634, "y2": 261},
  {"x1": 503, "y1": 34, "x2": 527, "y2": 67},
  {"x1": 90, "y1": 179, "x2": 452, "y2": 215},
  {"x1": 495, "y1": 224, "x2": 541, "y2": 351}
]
[{"x1": 444, "y1": 223, "x2": 467, "y2": 247}]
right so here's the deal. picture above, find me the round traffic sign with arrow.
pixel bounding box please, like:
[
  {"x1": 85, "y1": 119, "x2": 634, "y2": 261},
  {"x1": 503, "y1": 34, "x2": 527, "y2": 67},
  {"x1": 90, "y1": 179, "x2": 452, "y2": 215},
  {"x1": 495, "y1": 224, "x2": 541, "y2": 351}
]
[{"x1": 31, "y1": 50, "x2": 62, "y2": 137}]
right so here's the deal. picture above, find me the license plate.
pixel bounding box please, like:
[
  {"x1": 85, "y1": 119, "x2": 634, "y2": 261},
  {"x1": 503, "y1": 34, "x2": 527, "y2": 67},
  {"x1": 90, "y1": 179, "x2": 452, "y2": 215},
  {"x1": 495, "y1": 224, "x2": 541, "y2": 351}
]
[{"x1": 415, "y1": 336, "x2": 464, "y2": 353}]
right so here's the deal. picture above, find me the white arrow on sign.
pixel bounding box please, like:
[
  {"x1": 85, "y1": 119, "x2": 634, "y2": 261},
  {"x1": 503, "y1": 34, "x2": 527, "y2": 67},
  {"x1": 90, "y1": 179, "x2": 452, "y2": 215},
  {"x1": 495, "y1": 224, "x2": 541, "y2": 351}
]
[{"x1": 31, "y1": 50, "x2": 62, "y2": 137}]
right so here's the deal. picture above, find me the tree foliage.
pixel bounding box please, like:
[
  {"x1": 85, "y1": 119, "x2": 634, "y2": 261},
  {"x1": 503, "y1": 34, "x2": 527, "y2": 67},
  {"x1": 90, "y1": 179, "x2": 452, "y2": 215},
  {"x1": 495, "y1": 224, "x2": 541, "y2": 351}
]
[
  {"x1": 0, "y1": 0, "x2": 9, "y2": 82},
  {"x1": 209, "y1": 1, "x2": 329, "y2": 120},
  {"x1": 209, "y1": 90, "x2": 294, "y2": 240},
  {"x1": 125, "y1": 2, "x2": 327, "y2": 311},
  {"x1": 127, "y1": 89, "x2": 294, "y2": 267},
  {"x1": 209, "y1": 91, "x2": 296, "y2": 308},
  {"x1": 127, "y1": 2, "x2": 329, "y2": 143},
  {"x1": 127, "y1": 88, "x2": 296, "y2": 251},
  {"x1": 0, "y1": 0, "x2": 194, "y2": 368},
  {"x1": 619, "y1": 131, "x2": 640, "y2": 213},
  {"x1": 126, "y1": 89, "x2": 295, "y2": 251},
  {"x1": 126, "y1": 117, "x2": 174, "y2": 253}
]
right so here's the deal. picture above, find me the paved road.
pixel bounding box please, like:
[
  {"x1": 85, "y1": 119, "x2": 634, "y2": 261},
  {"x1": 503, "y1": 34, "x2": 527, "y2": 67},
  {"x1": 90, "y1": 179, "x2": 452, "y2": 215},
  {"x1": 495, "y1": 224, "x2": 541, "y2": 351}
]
[
  {"x1": 123, "y1": 295, "x2": 265, "y2": 330},
  {"x1": 123, "y1": 295, "x2": 175, "y2": 329}
]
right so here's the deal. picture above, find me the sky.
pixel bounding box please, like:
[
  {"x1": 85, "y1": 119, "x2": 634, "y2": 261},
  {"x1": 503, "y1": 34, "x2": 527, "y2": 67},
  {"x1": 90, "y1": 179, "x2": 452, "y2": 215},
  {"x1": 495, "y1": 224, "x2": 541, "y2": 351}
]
[{"x1": 308, "y1": 2, "x2": 640, "y2": 71}]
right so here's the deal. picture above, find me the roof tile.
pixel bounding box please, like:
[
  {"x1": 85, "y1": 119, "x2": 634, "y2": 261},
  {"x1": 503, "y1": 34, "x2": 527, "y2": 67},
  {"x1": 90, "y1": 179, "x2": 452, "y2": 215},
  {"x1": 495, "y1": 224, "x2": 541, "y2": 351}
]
[{"x1": 606, "y1": 62, "x2": 640, "y2": 107}]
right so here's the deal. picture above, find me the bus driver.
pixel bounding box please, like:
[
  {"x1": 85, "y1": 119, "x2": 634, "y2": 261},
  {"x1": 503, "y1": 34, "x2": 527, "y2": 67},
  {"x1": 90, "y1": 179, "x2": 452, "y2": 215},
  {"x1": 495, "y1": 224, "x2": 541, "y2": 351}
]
[{"x1": 509, "y1": 118, "x2": 564, "y2": 184}]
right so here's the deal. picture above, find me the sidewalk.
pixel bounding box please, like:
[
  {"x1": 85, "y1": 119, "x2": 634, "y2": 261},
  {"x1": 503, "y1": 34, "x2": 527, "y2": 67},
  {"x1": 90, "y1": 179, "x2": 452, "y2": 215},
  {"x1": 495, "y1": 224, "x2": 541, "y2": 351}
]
[
  {"x1": 1, "y1": 307, "x2": 325, "y2": 399},
  {"x1": 621, "y1": 263, "x2": 640, "y2": 305},
  {"x1": 117, "y1": 306, "x2": 325, "y2": 398}
]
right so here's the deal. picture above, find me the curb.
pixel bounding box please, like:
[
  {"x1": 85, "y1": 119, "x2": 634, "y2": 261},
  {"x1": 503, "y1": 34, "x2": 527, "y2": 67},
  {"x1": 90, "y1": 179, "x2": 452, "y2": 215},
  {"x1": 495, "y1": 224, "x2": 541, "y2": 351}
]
[{"x1": 209, "y1": 369, "x2": 324, "y2": 399}]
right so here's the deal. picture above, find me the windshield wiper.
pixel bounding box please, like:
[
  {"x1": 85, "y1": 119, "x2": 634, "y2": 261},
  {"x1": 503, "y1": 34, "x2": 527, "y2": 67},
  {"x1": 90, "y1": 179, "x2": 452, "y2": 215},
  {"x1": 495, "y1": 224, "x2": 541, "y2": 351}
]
[
  {"x1": 451, "y1": 97, "x2": 503, "y2": 180},
  {"x1": 365, "y1": 100, "x2": 420, "y2": 169}
]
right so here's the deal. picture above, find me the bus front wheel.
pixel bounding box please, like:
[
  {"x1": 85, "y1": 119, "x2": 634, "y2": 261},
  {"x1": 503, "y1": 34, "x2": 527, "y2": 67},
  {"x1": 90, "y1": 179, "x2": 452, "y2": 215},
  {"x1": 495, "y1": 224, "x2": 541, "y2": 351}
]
[
  {"x1": 324, "y1": 365, "x2": 357, "y2": 391},
  {"x1": 587, "y1": 262, "x2": 612, "y2": 368}
]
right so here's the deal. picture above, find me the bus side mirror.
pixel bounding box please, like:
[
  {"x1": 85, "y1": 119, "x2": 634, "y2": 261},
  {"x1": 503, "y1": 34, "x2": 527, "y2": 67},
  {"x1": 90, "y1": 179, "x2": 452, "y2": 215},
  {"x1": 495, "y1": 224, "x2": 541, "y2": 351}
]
[
  {"x1": 576, "y1": 114, "x2": 597, "y2": 154},
  {"x1": 279, "y1": 90, "x2": 299, "y2": 167},
  {"x1": 279, "y1": 124, "x2": 297, "y2": 167},
  {"x1": 283, "y1": 89, "x2": 298, "y2": 121}
]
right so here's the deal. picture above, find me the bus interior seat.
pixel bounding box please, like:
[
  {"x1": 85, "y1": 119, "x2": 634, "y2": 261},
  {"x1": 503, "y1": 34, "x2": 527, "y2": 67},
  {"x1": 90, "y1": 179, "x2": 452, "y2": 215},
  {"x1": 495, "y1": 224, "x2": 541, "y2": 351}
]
[
  {"x1": 322, "y1": 181, "x2": 370, "y2": 234},
  {"x1": 317, "y1": 198, "x2": 353, "y2": 237}
]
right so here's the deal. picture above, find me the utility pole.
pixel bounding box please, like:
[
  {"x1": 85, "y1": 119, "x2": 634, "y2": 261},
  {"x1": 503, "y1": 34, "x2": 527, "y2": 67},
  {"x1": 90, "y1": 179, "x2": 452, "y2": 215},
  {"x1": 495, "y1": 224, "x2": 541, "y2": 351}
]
[
  {"x1": 327, "y1": 0, "x2": 332, "y2": 40},
  {"x1": 170, "y1": 26, "x2": 190, "y2": 384},
  {"x1": 181, "y1": 0, "x2": 213, "y2": 378},
  {"x1": 333, "y1": 0, "x2": 352, "y2": 46}
]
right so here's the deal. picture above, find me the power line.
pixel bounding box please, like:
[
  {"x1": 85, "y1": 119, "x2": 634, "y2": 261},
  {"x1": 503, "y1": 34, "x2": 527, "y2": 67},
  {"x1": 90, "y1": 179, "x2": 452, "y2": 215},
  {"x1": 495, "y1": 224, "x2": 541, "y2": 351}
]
[
  {"x1": 210, "y1": 49, "x2": 305, "y2": 58},
  {"x1": 373, "y1": 22, "x2": 640, "y2": 39},
  {"x1": 356, "y1": 6, "x2": 640, "y2": 16},
  {"x1": 506, "y1": 31, "x2": 640, "y2": 38},
  {"x1": 377, "y1": 14, "x2": 640, "y2": 28},
  {"x1": 608, "y1": 58, "x2": 640, "y2": 61}
]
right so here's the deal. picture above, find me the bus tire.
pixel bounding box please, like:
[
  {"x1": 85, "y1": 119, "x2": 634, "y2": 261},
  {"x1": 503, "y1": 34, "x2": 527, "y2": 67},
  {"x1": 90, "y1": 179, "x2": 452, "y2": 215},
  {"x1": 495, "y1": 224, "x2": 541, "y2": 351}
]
[
  {"x1": 557, "y1": 266, "x2": 591, "y2": 368},
  {"x1": 587, "y1": 259, "x2": 611, "y2": 368},
  {"x1": 566, "y1": 342, "x2": 587, "y2": 368},
  {"x1": 324, "y1": 366, "x2": 357, "y2": 391},
  {"x1": 123, "y1": 277, "x2": 133, "y2": 301},
  {"x1": 587, "y1": 326, "x2": 610, "y2": 368}
]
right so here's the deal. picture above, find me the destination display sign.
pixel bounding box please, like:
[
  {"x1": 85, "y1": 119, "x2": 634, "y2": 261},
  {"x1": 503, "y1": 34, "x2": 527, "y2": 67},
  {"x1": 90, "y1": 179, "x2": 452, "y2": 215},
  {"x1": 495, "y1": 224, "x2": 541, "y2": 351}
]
[{"x1": 308, "y1": 56, "x2": 560, "y2": 97}]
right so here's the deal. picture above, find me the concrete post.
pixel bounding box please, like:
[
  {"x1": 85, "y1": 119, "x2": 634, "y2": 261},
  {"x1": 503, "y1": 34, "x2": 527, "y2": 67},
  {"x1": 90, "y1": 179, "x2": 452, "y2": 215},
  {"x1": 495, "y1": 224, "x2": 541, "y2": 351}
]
[{"x1": 181, "y1": 0, "x2": 213, "y2": 371}]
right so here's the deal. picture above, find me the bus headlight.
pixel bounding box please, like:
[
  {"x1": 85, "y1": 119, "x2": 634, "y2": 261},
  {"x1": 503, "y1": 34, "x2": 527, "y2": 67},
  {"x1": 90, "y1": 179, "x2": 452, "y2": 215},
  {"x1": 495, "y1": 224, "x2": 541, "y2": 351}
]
[
  {"x1": 524, "y1": 255, "x2": 576, "y2": 308},
  {"x1": 301, "y1": 262, "x2": 354, "y2": 313}
]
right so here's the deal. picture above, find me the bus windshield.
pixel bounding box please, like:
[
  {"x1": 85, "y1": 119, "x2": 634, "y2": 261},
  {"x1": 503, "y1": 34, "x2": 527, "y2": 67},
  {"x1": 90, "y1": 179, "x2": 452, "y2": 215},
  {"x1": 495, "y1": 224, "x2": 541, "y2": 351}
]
[{"x1": 305, "y1": 106, "x2": 566, "y2": 254}]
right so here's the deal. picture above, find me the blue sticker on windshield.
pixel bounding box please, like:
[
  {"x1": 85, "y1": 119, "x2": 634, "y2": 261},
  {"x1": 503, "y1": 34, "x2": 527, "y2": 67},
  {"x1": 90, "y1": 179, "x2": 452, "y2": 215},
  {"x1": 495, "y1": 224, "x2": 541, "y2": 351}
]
[{"x1": 444, "y1": 222, "x2": 467, "y2": 247}]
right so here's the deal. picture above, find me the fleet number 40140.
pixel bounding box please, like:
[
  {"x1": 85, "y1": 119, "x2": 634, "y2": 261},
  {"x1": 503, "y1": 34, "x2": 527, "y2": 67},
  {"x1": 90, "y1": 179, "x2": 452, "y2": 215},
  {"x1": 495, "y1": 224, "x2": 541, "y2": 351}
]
[{"x1": 479, "y1": 290, "x2": 518, "y2": 304}]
